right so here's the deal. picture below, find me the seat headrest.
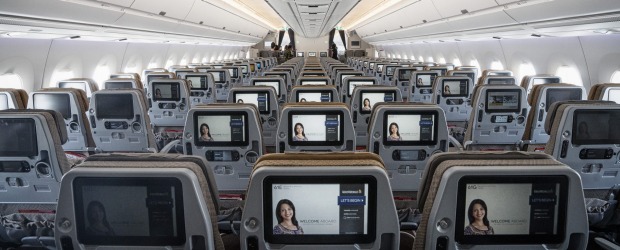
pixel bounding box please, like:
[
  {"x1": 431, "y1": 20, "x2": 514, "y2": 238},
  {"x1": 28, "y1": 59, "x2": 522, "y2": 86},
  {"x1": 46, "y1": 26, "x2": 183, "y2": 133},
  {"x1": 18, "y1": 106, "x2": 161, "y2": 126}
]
[{"x1": 544, "y1": 100, "x2": 615, "y2": 134}]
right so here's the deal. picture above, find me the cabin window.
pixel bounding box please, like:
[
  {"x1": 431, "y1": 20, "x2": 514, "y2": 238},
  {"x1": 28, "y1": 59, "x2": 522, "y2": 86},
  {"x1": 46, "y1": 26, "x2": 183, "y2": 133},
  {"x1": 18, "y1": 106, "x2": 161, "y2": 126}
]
[
  {"x1": 0, "y1": 74, "x2": 23, "y2": 89},
  {"x1": 51, "y1": 70, "x2": 75, "y2": 87},
  {"x1": 452, "y1": 58, "x2": 462, "y2": 67},
  {"x1": 491, "y1": 60, "x2": 504, "y2": 70},
  {"x1": 148, "y1": 62, "x2": 159, "y2": 68},
  {"x1": 611, "y1": 70, "x2": 620, "y2": 83},
  {"x1": 93, "y1": 66, "x2": 111, "y2": 89},
  {"x1": 427, "y1": 57, "x2": 434, "y2": 63},
  {"x1": 470, "y1": 59, "x2": 481, "y2": 74},
  {"x1": 418, "y1": 56, "x2": 423, "y2": 62},
  {"x1": 555, "y1": 66, "x2": 583, "y2": 86},
  {"x1": 180, "y1": 58, "x2": 188, "y2": 65},
  {"x1": 124, "y1": 65, "x2": 139, "y2": 74},
  {"x1": 438, "y1": 57, "x2": 446, "y2": 64},
  {"x1": 519, "y1": 63, "x2": 537, "y2": 83},
  {"x1": 165, "y1": 59, "x2": 175, "y2": 69}
]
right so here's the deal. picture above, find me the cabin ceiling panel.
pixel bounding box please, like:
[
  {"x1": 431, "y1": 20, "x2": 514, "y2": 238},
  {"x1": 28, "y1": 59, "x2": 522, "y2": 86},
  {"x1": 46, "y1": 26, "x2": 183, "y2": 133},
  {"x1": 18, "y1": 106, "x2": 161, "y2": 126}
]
[
  {"x1": 130, "y1": 0, "x2": 196, "y2": 20},
  {"x1": 266, "y1": 0, "x2": 360, "y2": 38},
  {"x1": 499, "y1": 0, "x2": 620, "y2": 23},
  {"x1": 184, "y1": 1, "x2": 269, "y2": 37},
  {"x1": 98, "y1": 0, "x2": 135, "y2": 8},
  {"x1": 430, "y1": 0, "x2": 498, "y2": 18},
  {"x1": 0, "y1": 0, "x2": 124, "y2": 25},
  {"x1": 355, "y1": 0, "x2": 442, "y2": 37}
]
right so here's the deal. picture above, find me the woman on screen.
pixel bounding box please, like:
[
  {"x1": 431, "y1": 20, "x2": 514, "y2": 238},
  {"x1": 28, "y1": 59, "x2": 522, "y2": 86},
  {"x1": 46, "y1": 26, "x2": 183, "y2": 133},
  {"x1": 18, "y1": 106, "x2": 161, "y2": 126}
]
[
  {"x1": 300, "y1": 98, "x2": 307, "y2": 102},
  {"x1": 577, "y1": 121, "x2": 590, "y2": 140},
  {"x1": 362, "y1": 98, "x2": 372, "y2": 111},
  {"x1": 155, "y1": 88, "x2": 162, "y2": 98},
  {"x1": 387, "y1": 122, "x2": 401, "y2": 141},
  {"x1": 464, "y1": 199, "x2": 494, "y2": 235},
  {"x1": 273, "y1": 199, "x2": 304, "y2": 235},
  {"x1": 199, "y1": 123, "x2": 214, "y2": 142},
  {"x1": 417, "y1": 78, "x2": 423, "y2": 86},
  {"x1": 444, "y1": 85, "x2": 452, "y2": 95},
  {"x1": 293, "y1": 123, "x2": 308, "y2": 141},
  {"x1": 86, "y1": 201, "x2": 115, "y2": 236},
  {"x1": 237, "y1": 99, "x2": 244, "y2": 103}
]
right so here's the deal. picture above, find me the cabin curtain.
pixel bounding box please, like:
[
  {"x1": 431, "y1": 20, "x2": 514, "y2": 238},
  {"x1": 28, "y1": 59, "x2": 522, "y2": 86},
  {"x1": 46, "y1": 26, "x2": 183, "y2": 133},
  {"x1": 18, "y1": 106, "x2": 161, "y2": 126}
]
[
  {"x1": 338, "y1": 30, "x2": 346, "y2": 50},
  {"x1": 288, "y1": 29, "x2": 295, "y2": 49},
  {"x1": 328, "y1": 28, "x2": 336, "y2": 50},
  {"x1": 277, "y1": 30, "x2": 285, "y2": 47}
]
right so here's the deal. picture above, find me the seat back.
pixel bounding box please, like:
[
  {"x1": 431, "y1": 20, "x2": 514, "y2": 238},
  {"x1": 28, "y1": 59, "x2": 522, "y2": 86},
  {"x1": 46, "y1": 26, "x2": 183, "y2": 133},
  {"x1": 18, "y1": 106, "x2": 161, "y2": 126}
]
[
  {"x1": 545, "y1": 100, "x2": 620, "y2": 190},
  {"x1": 519, "y1": 74, "x2": 561, "y2": 94},
  {"x1": 89, "y1": 89, "x2": 157, "y2": 152},
  {"x1": 240, "y1": 152, "x2": 399, "y2": 250},
  {"x1": 251, "y1": 77, "x2": 287, "y2": 104},
  {"x1": 228, "y1": 87, "x2": 280, "y2": 148},
  {"x1": 0, "y1": 88, "x2": 27, "y2": 109},
  {"x1": 410, "y1": 71, "x2": 439, "y2": 103},
  {"x1": 415, "y1": 151, "x2": 588, "y2": 250},
  {"x1": 141, "y1": 68, "x2": 168, "y2": 80},
  {"x1": 144, "y1": 72, "x2": 175, "y2": 92},
  {"x1": 335, "y1": 71, "x2": 363, "y2": 92},
  {"x1": 382, "y1": 65, "x2": 401, "y2": 84},
  {"x1": 522, "y1": 84, "x2": 585, "y2": 151},
  {"x1": 391, "y1": 67, "x2": 417, "y2": 99},
  {"x1": 296, "y1": 76, "x2": 331, "y2": 86},
  {"x1": 342, "y1": 76, "x2": 377, "y2": 103},
  {"x1": 588, "y1": 83, "x2": 620, "y2": 103},
  {"x1": 263, "y1": 72, "x2": 293, "y2": 95},
  {"x1": 432, "y1": 76, "x2": 474, "y2": 122},
  {"x1": 222, "y1": 66, "x2": 243, "y2": 85},
  {"x1": 205, "y1": 69, "x2": 231, "y2": 101},
  {"x1": 276, "y1": 103, "x2": 355, "y2": 152},
  {"x1": 110, "y1": 72, "x2": 141, "y2": 81},
  {"x1": 57, "y1": 78, "x2": 99, "y2": 100},
  {"x1": 103, "y1": 78, "x2": 143, "y2": 90},
  {"x1": 368, "y1": 103, "x2": 449, "y2": 192},
  {"x1": 147, "y1": 79, "x2": 191, "y2": 127},
  {"x1": 172, "y1": 68, "x2": 197, "y2": 79},
  {"x1": 184, "y1": 73, "x2": 216, "y2": 106},
  {"x1": 54, "y1": 153, "x2": 224, "y2": 250},
  {"x1": 478, "y1": 75, "x2": 517, "y2": 85},
  {"x1": 29, "y1": 88, "x2": 95, "y2": 152},
  {"x1": 183, "y1": 104, "x2": 263, "y2": 191},
  {"x1": 351, "y1": 86, "x2": 403, "y2": 147},
  {"x1": 289, "y1": 85, "x2": 340, "y2": 103},
  {"x1": 447, "y1": 70, "x2": 477, "y2": 86},
  {"x1": 464, "y1": 85, "x2": 528, "y2": 150}
]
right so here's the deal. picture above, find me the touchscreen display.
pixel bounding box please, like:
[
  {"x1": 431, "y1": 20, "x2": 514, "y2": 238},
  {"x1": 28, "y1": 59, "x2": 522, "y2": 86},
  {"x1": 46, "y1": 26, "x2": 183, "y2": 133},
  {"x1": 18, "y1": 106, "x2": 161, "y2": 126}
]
[
  {"x1": 288, "y1": 112, "x2": 343, "y2": 146},
  {"x1": 33, "y1": 93, "x2": 71, "y2": 119},
  {"x1": 300, "y1": 80, "x2": 328, "y2": 86},
  {"x1": 263, "y1": 176, "x2": 377, "y2": 244},
  {"x1": 297, "y1": 92, "x2": 332, "y2": 103},
  {"x1": 152, "y1": 82, "x2": 180, "y2": 102},
  {"x1": 0, "y1": 94, "x2": 8, "y2": 110},
  {"x1": 186, "y1": 75, "x2": 209, "y2": 90},
  {"x1": 254, "y1": 81, "x2": 280, "y2": 96},
  {"x1": 456, "y1": 176, "x2": 567, "y2": 245},
  {"x1": 442, "y1": 80, "x2": 469, "y2": 97},
  {"x1": 348, "y1": 81, "x2": 374, "y2": 96},
  {"x1": 360, "y1": 92, "x2": 395, "y2": 113},
  {"x1": 59, "y1": 82, "x2": 86, "y2": 92},
  {"x1": 572, "y1": 110, "x2": 620, "y2": 145},
  {"x1": 545, "y1": 89, "x2": 582, "y2": 111},
  {"x1": 487, "y1": 78, "x2": 515, "y2": 85},
  {"x1": 607, "y1": 89, "x2": 620, "y2": 104},
  {"x1": 210, "y1": 72, "x2": 225, "y2": 83},
  {"x1": 0, "y1": 118, "x2": 38, "y2": 157},
  {"x1": 383, "y1": 112, "x2": 437, "y2": 145},
  {"x1": 73, "y1": 177, "x2": 185, "y2": 246},
  {"x1": 485, "y1": 90, "x2": 520, "y2": 113},
  {"x1": 532, "y1": 77, "x2": 560, "y2": 85},
  {"x1": 385, "y1": 66, "x2": 398, "y2": 76},
  {"x1": 415, "y1": 73, "x2": 437, "y2": 87},
  {"x1": 227, "y1": 68, "x2": 238, "y2": 78},
  {"x1": 194, "y1": 112, "x2": 248, "y2": 146},
  {"x1": 398, "y1": 69, "x2": 413, "y2": 81},
  {"x1": 96, "y1": 94, "x2": 134, "y2": 120},
  {"x1": 105, "y1": 82, "x2": 133, "y2": 90},
  {"x1": 234, "y1": 92, "x2": 270, "y2": 114}
]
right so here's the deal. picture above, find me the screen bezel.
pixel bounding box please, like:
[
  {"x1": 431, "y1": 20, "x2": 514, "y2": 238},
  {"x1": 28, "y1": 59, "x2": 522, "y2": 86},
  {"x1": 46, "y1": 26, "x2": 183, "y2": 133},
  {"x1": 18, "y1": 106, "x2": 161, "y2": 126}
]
[
  {"x1": 152, "y1": 82, "x2": 181, "y2": 102},
  {"x1": 105, "y1": 82, "x2": 134, "y2": 90},
  {"x1": 73, "y1": 177, "x2": 186, "y2": 246},
  {"x1": 455, "y1": 175, "x2": 568, "y2": 245},
  {"x1": 441, "y1": 79, "x2": 469, "y2": 98},
  {"x1": 193, "y1": 111, "x2": 249, "y2": 147},
  {"x1": 295, "y1": 90, "x2": 333, "y2": 103},
  {"x1": 398, "y1": 69, "x2": 414, "y2": 81},
  {"x1": 262, "y1": 175, "x2": 377, "y2": 245},
  {"x1": 382, "y1": 110, "x2": 439, "y2": 146},
  {"x1": 484, "y1": 89, "x2": 521, "y2": 113},
  {"x1": 232, "y1": 91, "x2": 271, "y2": 114},
  {"x1": 384, "y1": 66, "x2": 399, "y2": 76},
  {"x1": 287, "y1": 110, "x2": 345, "y2": 146},
  {"x1": 58, "y1": 81, "x2": 87, "y2": 92},
  {"x1": 347, "y1": 79, "x2": 373, "y2": 96},
  {"x1": 359, "y1": 90, "x2": 397, "y2": 114},
  {"x1": 184, "y1": 75, "x2": 210, "y2": 90}
]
